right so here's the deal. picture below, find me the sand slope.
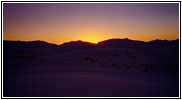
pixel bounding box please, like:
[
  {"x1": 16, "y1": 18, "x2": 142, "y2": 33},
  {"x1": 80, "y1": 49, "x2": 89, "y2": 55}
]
[{"x1": 3, "y1": 47, "x2": 179, "y2": 97}]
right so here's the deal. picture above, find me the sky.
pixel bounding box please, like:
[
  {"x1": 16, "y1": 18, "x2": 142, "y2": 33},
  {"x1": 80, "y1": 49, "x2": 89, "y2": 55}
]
[{"x1": 3, "y1": 3, "x2": 179, "y2": 44}]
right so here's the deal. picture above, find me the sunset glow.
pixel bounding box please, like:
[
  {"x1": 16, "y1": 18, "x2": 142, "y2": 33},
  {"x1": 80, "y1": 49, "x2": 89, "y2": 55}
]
[
  {"x1": 3, "y1": 3, "x2": 179, "y2": 44},
  {"x1": 3, "y1": 2, "x2": 180, "y2": 98}
]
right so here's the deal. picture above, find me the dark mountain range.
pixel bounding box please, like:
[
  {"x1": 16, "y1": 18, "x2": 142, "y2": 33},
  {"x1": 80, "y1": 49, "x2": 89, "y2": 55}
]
[
  {"x1": 3, "y1": 38, "x2": 179, "y2": 58},
  {"x1": 4, "y1": 38, "x2": 179, "y2": 49},
  {"x1": 148, "y1": 39, "x2": 179, "y2": 48},
  {"x1": 3, "y1": 40, "x2": 57, "y2": 58},
  {"x1": 98, "y1": 38, "x2": 179, "y2": 48},
  {"x1": 3, "y1": 40, "x2": 57, "y2": 48},
  {"x1": 60, "y1": 40, "x2": 96, "y2": 49},
  {"x1": 98, "y1": 38, "x2": 145, "y2": 47},
  {"x1": 97, "y1": 38, "x2": 146, "y2": 50}
]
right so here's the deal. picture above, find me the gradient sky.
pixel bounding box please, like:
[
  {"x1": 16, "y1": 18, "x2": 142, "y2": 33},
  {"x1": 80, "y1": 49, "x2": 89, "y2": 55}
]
[{"x1": 3, "y1": 3, "x2": 179, "y2": 44}]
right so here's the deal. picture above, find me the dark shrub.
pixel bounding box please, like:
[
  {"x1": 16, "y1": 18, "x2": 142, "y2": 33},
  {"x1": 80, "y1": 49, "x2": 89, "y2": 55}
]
[
  {"x1": 84, "y1": 57, "x2": 89, "y2": 61},
  {"x1": 126, "y1": 53, "x2": 131, "y2": 56},
  {"x1": 143, "y1": 69, "x2": 149, "y2": 72},
  {"x1": 89, "y1": 59, "x2": 96, "y2": 63},
  {"x1": 127, "y1": 66, "x2": 131, "y2": 69},
  {"x1": 114, "y1": 53, "x2": 120, "y2": 56}
]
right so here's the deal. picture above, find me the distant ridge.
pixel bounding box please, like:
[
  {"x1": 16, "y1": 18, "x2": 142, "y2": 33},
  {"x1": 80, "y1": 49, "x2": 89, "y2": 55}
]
[
  {"x1": 61, "y1": 40, "x2": 96, "y2": 46},
  {"x1": 3, "y1": 40, "x2": 57, "y2": 48},
  {"x1": 3, "y1": 38, "x2": 179, "y2": 58},
  {"x1": 97, "y1": 38, "x2": 145, "y2": 48},
  {"x1": 3, "y1": 38, "x2": 179, "y2": 49}
]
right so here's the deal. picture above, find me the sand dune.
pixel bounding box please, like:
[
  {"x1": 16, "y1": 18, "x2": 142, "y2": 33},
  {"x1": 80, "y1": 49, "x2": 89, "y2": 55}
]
[{"x1": 3, "y1": 39, "x2": 179, "y2": 97}]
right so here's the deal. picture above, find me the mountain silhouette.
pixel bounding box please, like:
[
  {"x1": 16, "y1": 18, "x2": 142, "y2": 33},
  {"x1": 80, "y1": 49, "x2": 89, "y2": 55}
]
[
  {"x1": 148, "y1": 39, "x2": 179, "y2": 48},
  {"x1": 3, "y1": 38, "x2": 179, "y2": 49},
  {"x1": 3, "y1": 40, "x2": 57, "y2": 48},
  {"x1": 3, "y1": 38, "x2": 179, "y2": 58},
  {"x1": 98, "y1": 38, "x2": 144, "y2": 46}
]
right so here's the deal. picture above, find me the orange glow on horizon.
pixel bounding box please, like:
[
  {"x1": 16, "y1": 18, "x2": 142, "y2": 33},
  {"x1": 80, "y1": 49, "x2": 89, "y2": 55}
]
[
  {"x1": 3, "y1": 3, "x2": 179, "y2": 45},
  {"x1": 3, "y1": 35, "x2": 179, "y2": 45}
]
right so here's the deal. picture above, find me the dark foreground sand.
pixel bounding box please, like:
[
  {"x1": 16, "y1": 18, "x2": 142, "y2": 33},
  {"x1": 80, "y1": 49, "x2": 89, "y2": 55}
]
[{"x1": 3, "y1": 48, "x2": 179, "y2": 97}]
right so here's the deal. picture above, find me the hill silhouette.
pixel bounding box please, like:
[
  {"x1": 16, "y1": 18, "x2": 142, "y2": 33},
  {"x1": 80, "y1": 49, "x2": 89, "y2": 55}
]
[
  {"x1": 3, "y1": 40, "x2": 57, "y2": 48},
  {"x1": 3, "y1": 38, "x2": 179, "y2": 48},
  {"x1": 3, "y1": 38, "x2": 179, "y2": 58}
]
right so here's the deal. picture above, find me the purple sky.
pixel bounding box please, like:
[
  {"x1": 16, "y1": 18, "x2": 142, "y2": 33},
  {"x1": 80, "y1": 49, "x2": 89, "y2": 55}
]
[{"x1": 3, "y1": 3, "x2": 179, "y2": 44}]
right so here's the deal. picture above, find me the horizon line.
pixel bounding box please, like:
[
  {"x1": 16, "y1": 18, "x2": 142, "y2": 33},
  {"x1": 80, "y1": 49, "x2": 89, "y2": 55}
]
[{"x1": 3, "y1": 38, "x2": 179, "y2": 45}]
